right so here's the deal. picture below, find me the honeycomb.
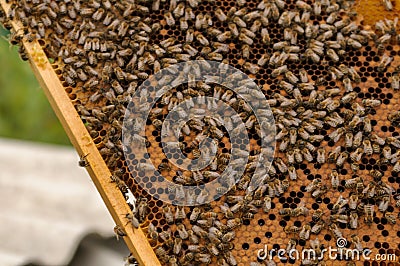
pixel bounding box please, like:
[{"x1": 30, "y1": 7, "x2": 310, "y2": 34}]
[
  {"x1": 1, "y1": 0, "x2": 400, "y2": 265},
  {"x1": 354, "y1": 0, "x2": 400, "y2": 27}
]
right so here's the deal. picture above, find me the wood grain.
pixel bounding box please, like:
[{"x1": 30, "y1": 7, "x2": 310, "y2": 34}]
[{"x1": 0, "y1": 1, "x2": 161, "y2": 265}]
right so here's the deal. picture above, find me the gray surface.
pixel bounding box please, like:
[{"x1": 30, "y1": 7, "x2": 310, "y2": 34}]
[{"x1": 0, "y1": 138, "x2": 129, "y2": 266}]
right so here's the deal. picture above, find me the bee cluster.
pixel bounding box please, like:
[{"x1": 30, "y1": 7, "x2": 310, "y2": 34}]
[{"x1": 1, "y1": 0, "x2": 400, "y2": 265}]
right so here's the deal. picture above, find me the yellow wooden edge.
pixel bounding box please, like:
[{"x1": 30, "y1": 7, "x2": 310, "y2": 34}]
[{"x1": 0, "y1": 1, "x2": 161, "y2": 265}]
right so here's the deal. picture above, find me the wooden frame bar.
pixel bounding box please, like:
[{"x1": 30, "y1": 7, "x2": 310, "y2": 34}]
[{"x1": 0, "y1": 1, "x2": 161, "y2": 265}]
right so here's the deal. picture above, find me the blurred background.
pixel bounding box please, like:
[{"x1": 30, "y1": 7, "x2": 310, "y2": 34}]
[{"x1": 0, "y1": 26, "x2": 130, "y2": 266}]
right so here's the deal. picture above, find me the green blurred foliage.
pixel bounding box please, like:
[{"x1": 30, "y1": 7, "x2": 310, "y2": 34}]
[{"x1": 0, "y1": 27, "x2": 70, "y2": 145}]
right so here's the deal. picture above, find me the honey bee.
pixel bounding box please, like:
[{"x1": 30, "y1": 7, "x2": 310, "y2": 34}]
[
  {"x1": 194, "y1": 13, "x2": 206, "y2": 30},
  {"x1": 393, "y1": 161, "x2": 400, "y2": 173},
  {"x1": 305, "y1": 48, "x2": 321, "y2": 62},
  {"x1": 279, "y1": 208, "x2": 294, "y2": 217},
  {"x1": 369, "y1": 170, "x2": 383, "y2": 183},
  {"x1": 388, "y1": 110, "x2": 400, "y2": 124},
  {"x1": 329, "y1": 224, "x2": 343, "y2": 239},
  {"x1": 178, "y1": 252, "x2": 195, "y2": 265},
  {"x1": 285, "y1": 225, "x2": 301, "y2": 234},
  {"x1": 312, "y1": 185, "x2": 328, "y2": 198},
  {"x1": 285, "y1": 238, "x2": 297, "y2": 254},
  {"x1": 305, "y1": 178, "x2": 321, "y2": 193},
  {"x1": 218, "y1": 231, "x2": 235, "y2": 244},
  {"x1": 297, "y1": 69, "x2": 308, "y2": 83},
  {"x1": 325, "y1": 48, "x2": 339, "y2": 62},
  {"x1": 170, "y1": 236, "x2": 182, "y2": 255},
  {"x1": 277, "y1": 10, "x2": 291, "y2": 27},
  {"x1": 311, "y1": 221, "x2": 325, "y2": 234},
  {"x1": 136, "y1": 198, "x2": 149, "y2": 223},
  {"x1": 351, "y1": 131, "x2": 363, "y2": 148},
  {"x1": 345, "y1": 212, "x2": 358, "y2": 230},
  {"x1": 221, "y1": 251, "x2": 236, "y2": 266},
  {"x1": 302, "y1": 147, "x2": 313, "y2": 162},
  {"x1": 388, "y1": 137, "x2": 400, "y2": 148},
  {"x1": 343, "y1": 132, "x2": 354, "y2": 149},
  {"x1": 175, "y1": 223, "x2": 188, "y2": 240},
  {"x1": 231, "y1": 16, "x2": 246, "y2": 28},
  {"x1": 190, "y1": 225, "x2": 207, "y2": 239},
  {"x1": 378, "y1": 196, "x2": 390, "y2": 212},
  {"x1": 155, "y1": 246, "x2": 168, "y2": 259},
  {"x1": 381, "y1": 146, "x2": 393, "y2": 161},
  {"x1": 349, "y1": 147, "x2": 364, "y2": 162},
  {"x1": 293, "y1": 203, "x2": 309, "y2": 217},
  {"x1": 364, "y1": 204, "x2": 374, "y2": 225},
  {"x1": 162, "y1": 11, "x2": 175, "y2": 26},
  {"x1": 330, "y1": 170, "x2": 340, "y2": 189},
  {"x1": 350, "y1": 235, "x2": 363, "y2": 252},
  {"x1": 332, "y1": 195, "x2": 348, "y2": 214},
  {"x1": 237, "y1": 31, "x2": 253, "y2": 45},
  {"x1": 278, "y1": 179, "x2": 290, "y2": 194},
  {"x1": 378, "y1": 54, "x2": 393, "y2": 72},
  {"x1": 285, "y1": 71, "x2": 299, "y2": 84},
  {"x1": 388, "y1": 72, "x2": 400, "y2": 90},
  {"x1": 341, "y1": 77, "x2": 353, "y2": 92},
  {"x1": 274, "y1": 157, "x2": 288, "y2": 173},
  {"x1": 163, "y1": 206, "x2": 174, "y2": 224},
  {"x1": 271, "y1": 65, "x2": 288, "y2": 77},
  {"x1": 382, "y1": 0, "x2": 394, "y2": 10},
  {"x1": 188, "y1": 207, "x2": 202, "y2": 223},
  {"x1": 166, "y1": 255, "x2": 178, "y2": 266},
  {"x1": 187, "y1": 244, "x2": 206, "y2": 254},
  {"x1": 144, "y1": 222, "x2": 158, "y2": 241},
  {"x1": 288, "y1": 165, "x2": 297, "y2": 180},
  {"x1": 172, "y1": 205, "x2": 185, "y2": 221},
  {"x1": 193, "y1": 253, "x2": 211, "y2": 264},
  {"x1": 362, "y1": 117, "x2": 372, "y2": 133},
  {"x1": 114, "y1": 225, "x2": 127, "y2": 240},
  {"x1": 211, "y1": 8, "x2": 227, "y2": 23},
  {"x1": 356, "y1": 180, "x2": 365, "y2": 195},
  {"x1": 315, "y1": 147, "x2": 325, "y2": 164},
  {"x1": 225, "y1": 218, "x2": 241, "y2": 231},
  {"x1": 80, "y1": 64, "x2": 97, "y2": 77},
  {"x1": 347, "y1": 194, "x2": 358, "y2": 210},
  {"x1": 344, "y1": 67, "x2": 359, "y2": 84},
  {"x1": 259, "y1": 27, "x2": 271, "y2": 45},
  {"x1": 78, "y1": 153, "x2": 90, "y2": 167},
  {"x1": 345, "y1": 36, "x2": 362, "y2": 48},
  {"x1": 125, "y1": 212, "x2": 140, "y2": 229},
  {"x1": 362, "y1": 99, "x2": 382, "y2": 109},
  {"x1": 260, "y1": 196, "x2": 272, "y2": 213},
  {"x1": 272, "y1": 41, "x2": 287, "y2": 51},
  {"x1": 385, "y1": 212, "x2": 396, "y2": 224},
  {"x1": 124, "y1": 253, "x2": 139, "y2": 266},
  {"x1": 157, "y1": 230, "x2": 172, "y2": 249},
  {"x1": 330, "y1": 214, "x2": 349, "y2": 224},
  {"x1": 280, "y1": 80, "x2": 295, "y2": 94},
  {"x1": 328, "y1": 66, "x2": 343, "y2": 81},
  {"x1": 312, "y1": 209, "x2": 324, "y2": 222},
  {"x1": 336, "y1": 151, "x2": 349, "y2": 168}
]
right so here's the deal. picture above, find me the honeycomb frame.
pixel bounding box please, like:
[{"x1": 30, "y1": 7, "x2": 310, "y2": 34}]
[
  {"x1": 1, "y1": 0, "x2": 400, "y2": 265},
  {"x1": 0, "y1": 1, "x2": 161, "y2": 265}
]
